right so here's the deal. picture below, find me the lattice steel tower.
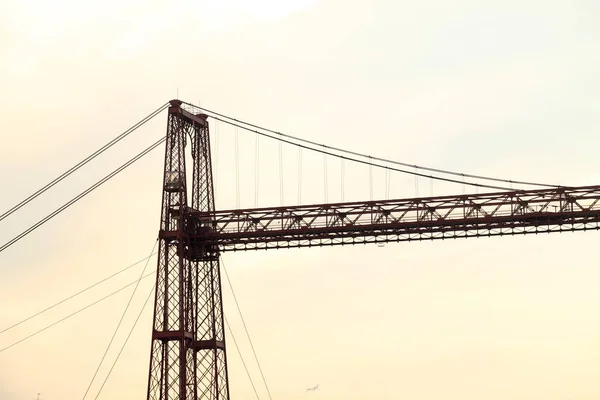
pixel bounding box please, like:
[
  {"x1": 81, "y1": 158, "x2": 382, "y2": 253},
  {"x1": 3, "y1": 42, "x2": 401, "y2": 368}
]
[{"x1": 147, "y1": 100, "x2": 229, "y2": 400}]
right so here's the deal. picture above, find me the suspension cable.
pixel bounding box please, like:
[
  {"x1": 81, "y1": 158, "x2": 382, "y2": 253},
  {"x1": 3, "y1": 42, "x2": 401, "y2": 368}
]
[
  {"x1": 279, "y1": 142, "x2": 284, "y2": 205},
  {"x1": 221, "y1": 257, "x2": 273, "y2": 400},
  {"x1": 255, "y1": 134, "x2": 260, "y2": 207},
  {"x1": 214, "y1": 120, "x2": 220, "y2": 195},
  {"x1": 385, "y1": 167, "x2": 390, "y2": 200},
  {"x1": 0, "y1": 137, "x2": 166, "y2": 255},
  {"x1": 0, "y1": 103, "x2": 168, "y2": 224},
  {"x1": 93, "y1": 282, "x2": 156, "y2": 399},
  {"x1": 0, "y1": 252, "x2": 157, "y2": 335},
  {"x1": 235, "y1": 125, "x2": 241, "y2": 208},
  {"x1": 0, "y1": 270, "x2": 156, "y2": 354},
  {"x1": 323, "y1": 149, "x2": 328, "y2": 203},
  {"x1": 369, "y1": 157, "x2": 373, "y2": 200},
  {"x1": 341, "y1": 158, "x2": 345, "y2": 202},
  {"x1": 298, "y1": 147, "x2": 302, "y2": 203},
  {"x1": 205, "y1": 116, "x2": 514, "y2": 191},
  {"x1": 225, "y1": 317, "x2": 261, "y2": 400},
  {"x1": 82, "y1": 240, "x2": 157, "y2": 400},
  {"x1": 182, "y1": 102, "x2": 560, "y2": 188}
]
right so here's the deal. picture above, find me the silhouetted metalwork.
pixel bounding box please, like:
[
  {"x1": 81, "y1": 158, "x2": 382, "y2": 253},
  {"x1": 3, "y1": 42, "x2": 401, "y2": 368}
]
[
  {"x1": 188, "y1": 186, "x2": 600, "y2": 251},
  {"x1": 147, "y1": 101, "x2": 229, "y2": 400},
  {"x1": 148, "y1": 100, "x2": 600, "y2": 400}
]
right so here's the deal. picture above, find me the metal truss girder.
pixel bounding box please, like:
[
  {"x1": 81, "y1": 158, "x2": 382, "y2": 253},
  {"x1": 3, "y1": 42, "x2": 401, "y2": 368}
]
[
  {"x1": 213, "y1": 215, "x2": 600, "y2": 251},
  {"x1": 186, "y1": 186, "x2": 600, "y2": 251}
]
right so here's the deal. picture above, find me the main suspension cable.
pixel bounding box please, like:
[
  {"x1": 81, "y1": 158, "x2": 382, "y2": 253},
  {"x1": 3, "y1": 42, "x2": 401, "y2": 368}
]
[
  {"x1": 182, "y1": 102, "x2": 560, "y2": 189},
  {"x1": 0, "y1": 137, "x2": 166, "y2": 255},
  {"x1": 205, "y1": 116, "x2": 513, "y2": 191},
  {"x1": 0, "y1": 102, "x2": 168, "y2": 224},
  {"x1": 0, "y1": 252, "x2": 158, "y2": 335}
]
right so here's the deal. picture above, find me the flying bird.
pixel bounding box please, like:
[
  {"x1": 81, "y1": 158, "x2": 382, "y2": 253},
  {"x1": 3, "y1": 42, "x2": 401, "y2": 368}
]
[{"x1": 306, "y1": 384, "x2": 319, "y2": 392}]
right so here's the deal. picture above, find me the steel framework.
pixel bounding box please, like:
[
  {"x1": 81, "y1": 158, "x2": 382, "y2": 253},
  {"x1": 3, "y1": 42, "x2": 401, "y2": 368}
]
[
  {"x1": 148, "y1": 100, "x2": 600, "y2": 399},
  {"x1": 188, "y1": 185, "x2": 600, "y2": 251},
  {"x1": 148, "y1": 101, "x2": 229, "y2": 400}
]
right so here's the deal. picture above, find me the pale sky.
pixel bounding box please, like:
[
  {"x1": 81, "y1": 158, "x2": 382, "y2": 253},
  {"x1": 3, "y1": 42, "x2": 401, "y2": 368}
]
[{"x1": 1, "y1": 0, "x2": 600, "y2": 399}]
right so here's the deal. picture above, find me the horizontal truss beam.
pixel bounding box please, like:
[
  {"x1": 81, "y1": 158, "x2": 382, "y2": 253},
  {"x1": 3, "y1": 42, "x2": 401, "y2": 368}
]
[{"x1": 186, "y1": 185, "x2": 600, "y2": 251}]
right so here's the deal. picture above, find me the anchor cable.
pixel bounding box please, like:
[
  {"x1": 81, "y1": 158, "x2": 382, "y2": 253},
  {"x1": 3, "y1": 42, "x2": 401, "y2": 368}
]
[{"x1": 0, "y1": 103, "x2": 168, "y2": 223}]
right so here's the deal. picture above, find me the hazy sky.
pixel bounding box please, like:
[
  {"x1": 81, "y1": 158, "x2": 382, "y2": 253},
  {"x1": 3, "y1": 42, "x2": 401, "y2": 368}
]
[{"x1": 1, "y1": 0, "x2": 600, "y2": 399}]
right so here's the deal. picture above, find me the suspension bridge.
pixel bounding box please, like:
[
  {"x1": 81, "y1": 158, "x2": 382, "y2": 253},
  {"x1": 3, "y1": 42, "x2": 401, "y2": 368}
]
[{"x1": 1, "y1": 99, "x2": 599, "y2": 399}]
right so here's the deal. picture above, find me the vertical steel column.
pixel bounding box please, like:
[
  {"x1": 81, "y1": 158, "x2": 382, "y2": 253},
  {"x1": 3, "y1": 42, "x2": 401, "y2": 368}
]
[
  {"x1": 147, "y1": 100, "x2": 230, "y2": 400},
  {"x1": 190, "y1": 115, "x2": 230, "y2": 400}
]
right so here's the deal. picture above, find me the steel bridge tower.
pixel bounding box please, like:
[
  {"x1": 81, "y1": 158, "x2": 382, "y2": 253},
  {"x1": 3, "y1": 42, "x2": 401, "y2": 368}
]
[
  {"x1": 145, "y1": 99, "x2": 600, "y2": 400},
  {"x1": 147, "y1": 100, "x2": 229, "y2": 400}
]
